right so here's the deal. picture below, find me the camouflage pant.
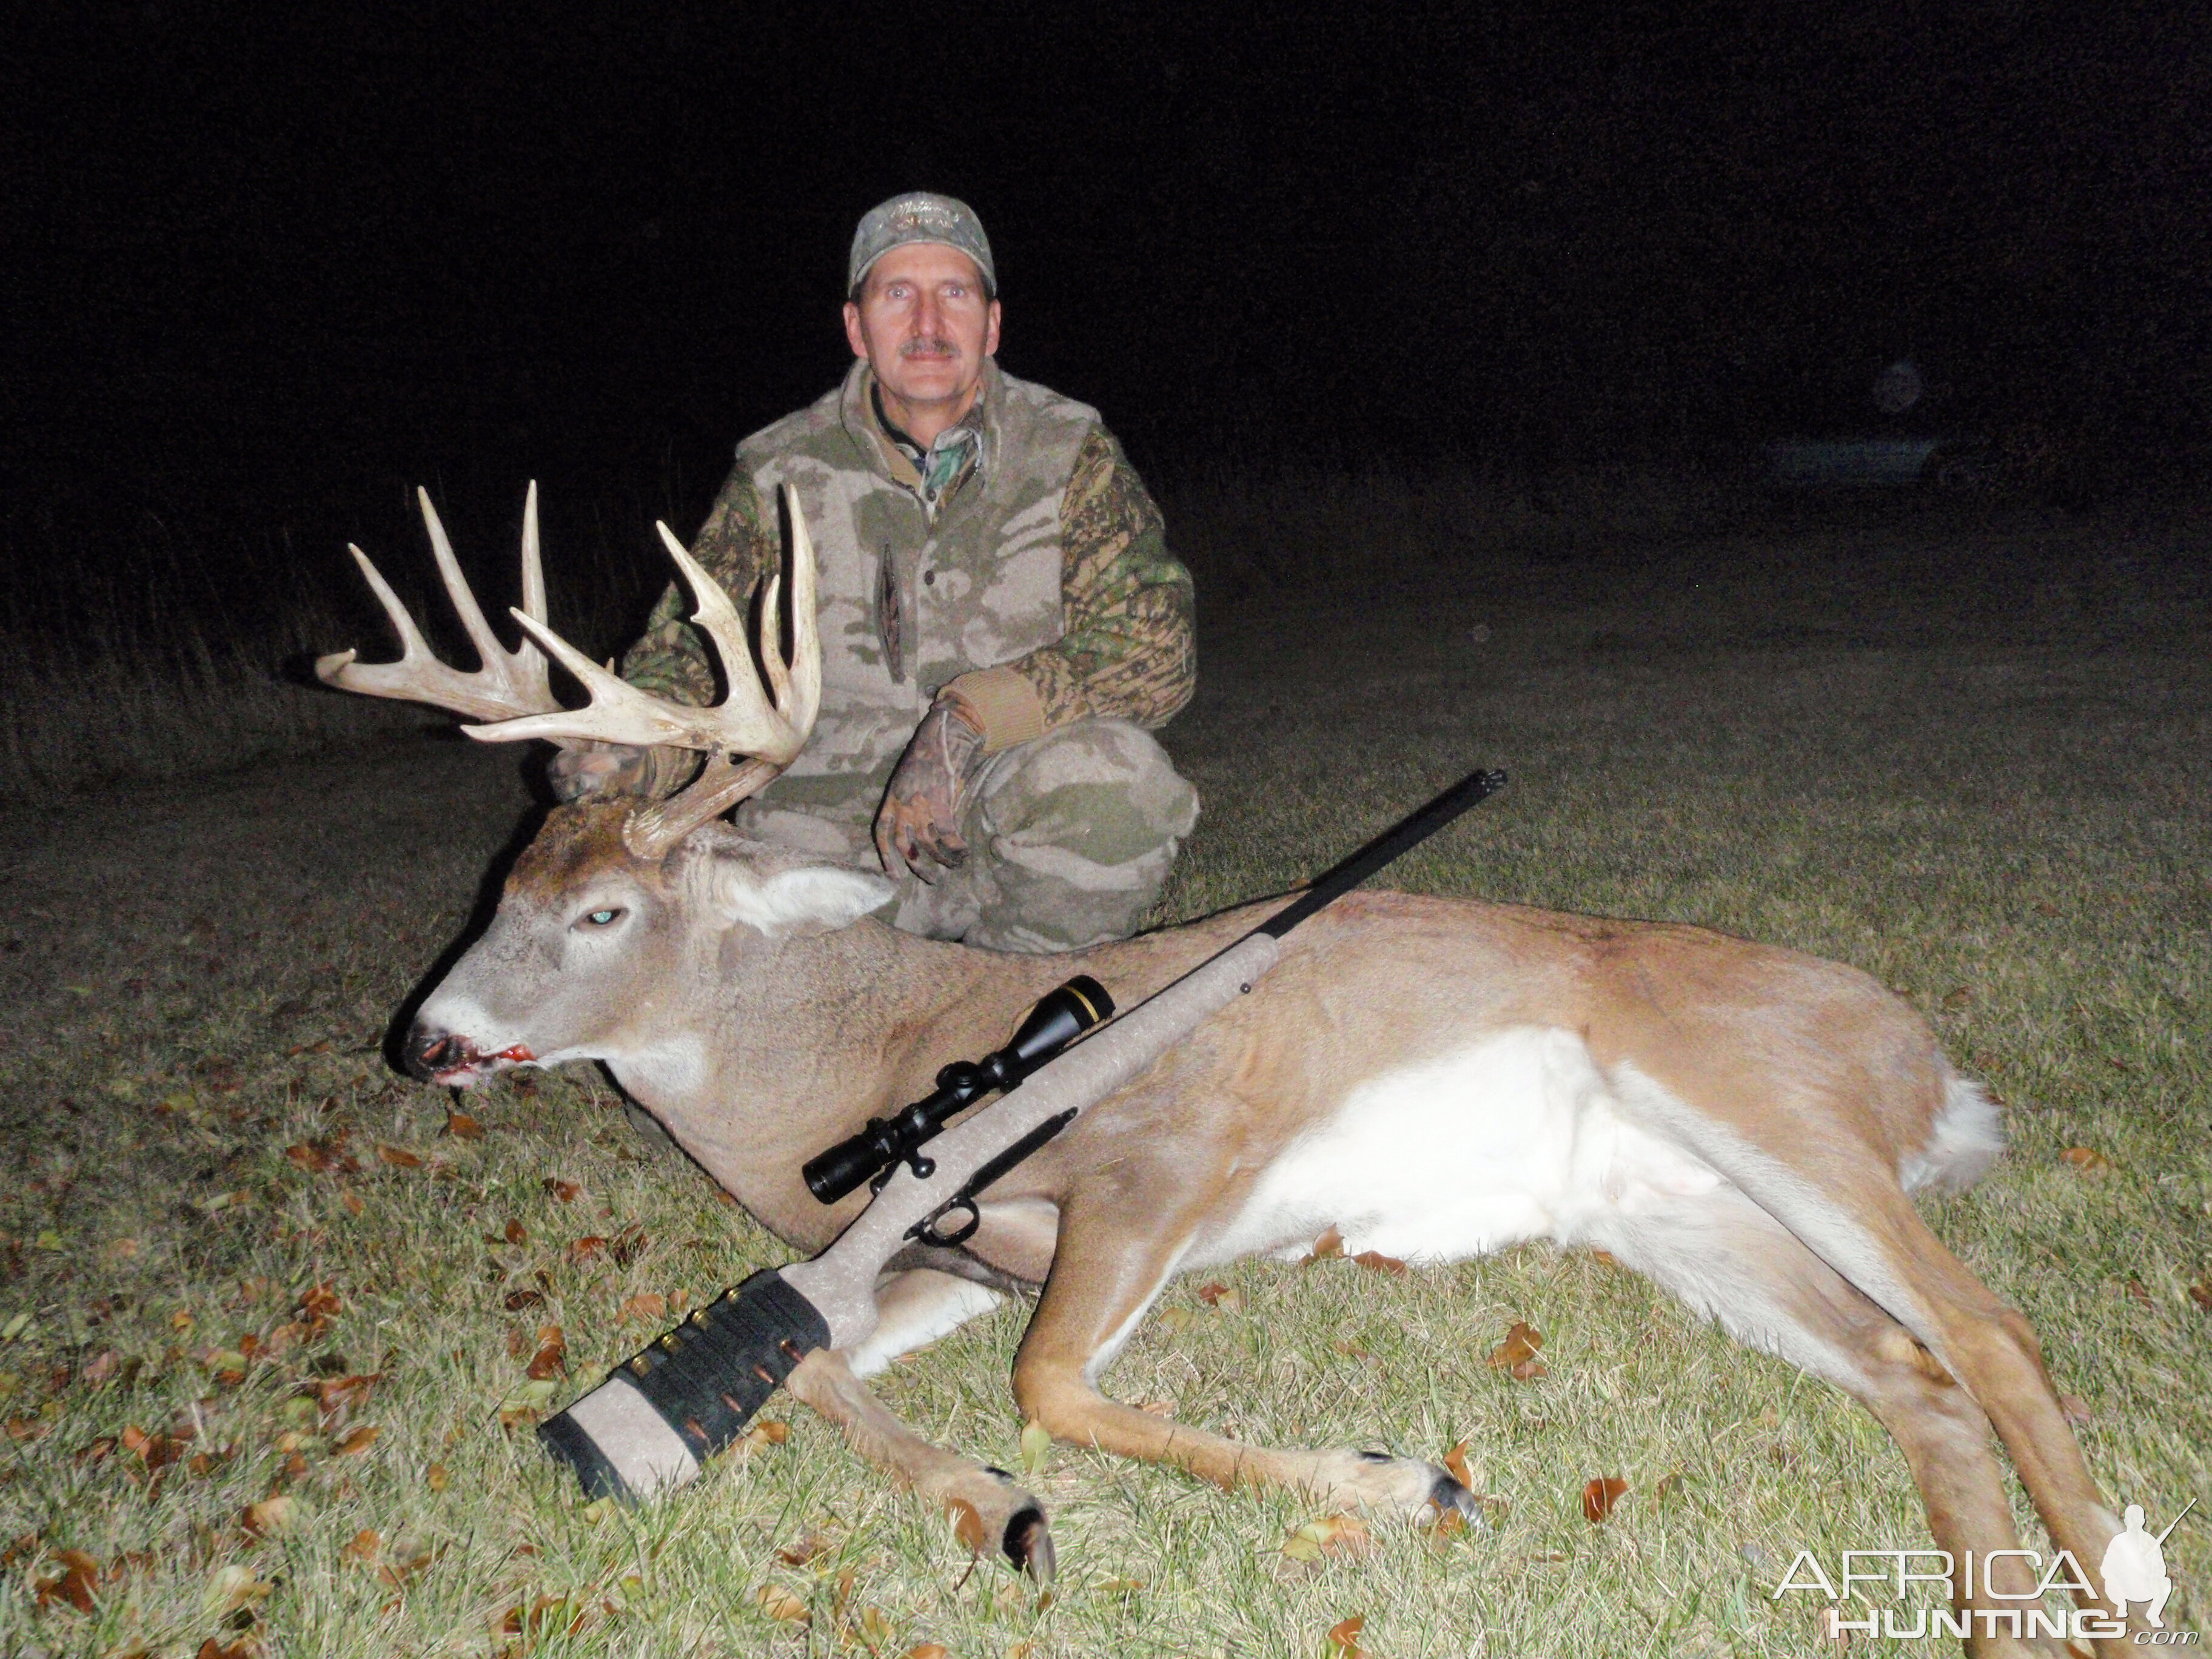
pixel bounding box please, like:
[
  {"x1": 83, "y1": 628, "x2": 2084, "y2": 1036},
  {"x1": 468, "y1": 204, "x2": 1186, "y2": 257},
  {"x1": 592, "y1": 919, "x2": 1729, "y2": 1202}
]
[{"x1": 735, "y1": 719, "x2": 1199, "y2": 952}]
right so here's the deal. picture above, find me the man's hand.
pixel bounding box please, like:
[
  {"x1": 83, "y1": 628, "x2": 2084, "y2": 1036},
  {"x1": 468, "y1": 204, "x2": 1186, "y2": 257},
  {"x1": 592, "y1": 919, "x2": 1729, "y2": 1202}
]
[
  {"x1": 875, "y1": 695, "x2": 988, "y2": 880},
  {"x1": 548, "y1": 741, "x2": 660, "y2": 803}
]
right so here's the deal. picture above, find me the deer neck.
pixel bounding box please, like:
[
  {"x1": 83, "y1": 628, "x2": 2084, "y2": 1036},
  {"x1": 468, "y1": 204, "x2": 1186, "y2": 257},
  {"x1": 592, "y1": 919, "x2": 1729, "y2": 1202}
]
[{"x1": 614, "y1": 916, "x2": 1084, "y2": 1253}]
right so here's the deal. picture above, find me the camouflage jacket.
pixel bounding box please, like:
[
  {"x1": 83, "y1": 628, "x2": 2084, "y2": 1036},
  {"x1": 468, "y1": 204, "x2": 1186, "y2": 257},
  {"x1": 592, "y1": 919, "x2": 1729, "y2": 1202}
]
[{"x1": 622, "y1": 360, "x2": 1195, "y2": 821}]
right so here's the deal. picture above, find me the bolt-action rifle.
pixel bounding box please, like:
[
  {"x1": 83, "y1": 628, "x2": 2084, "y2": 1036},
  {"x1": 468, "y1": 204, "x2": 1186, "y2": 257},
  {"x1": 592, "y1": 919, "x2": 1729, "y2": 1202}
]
[{"x1": 538, "y1": 768, "x2": 1507, "y2": 1503}]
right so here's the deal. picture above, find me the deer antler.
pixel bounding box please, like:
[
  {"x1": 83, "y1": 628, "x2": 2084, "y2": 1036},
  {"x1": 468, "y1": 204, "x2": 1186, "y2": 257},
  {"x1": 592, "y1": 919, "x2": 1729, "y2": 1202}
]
[
  {"x1": 463, "y1": 488, "x2": 822, "y2": 860},
  {"x1": 315, "y1": 484, "x2": 555, "y2": 722}
]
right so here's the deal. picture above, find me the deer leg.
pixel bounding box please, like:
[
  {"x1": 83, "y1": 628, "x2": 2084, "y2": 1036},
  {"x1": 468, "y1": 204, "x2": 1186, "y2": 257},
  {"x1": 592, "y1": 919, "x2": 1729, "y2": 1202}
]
[
  {"x1": 843, "y1": 1265, "x2": 1007, "y2": 1379},
  {"x1": 778, "y1": 1270, "x2": 1052, "y2": 1577},
  {"x1": 1010, "y1": 1190, "x2": 1476, "y2": 1520},
  {"x1": 1839, "y1": 1187, "x2": 2140, "y2": 1655},
  {"x1": 1615, "y1": 1074, "x2": 2133, "y2": 1650},
  {"x1": 1591, "y1": 1185, "x2": 2100, "y2": 1659},
  {"x1": 785, "y1": 1342, "x2": 1056, "y2": 1580}
]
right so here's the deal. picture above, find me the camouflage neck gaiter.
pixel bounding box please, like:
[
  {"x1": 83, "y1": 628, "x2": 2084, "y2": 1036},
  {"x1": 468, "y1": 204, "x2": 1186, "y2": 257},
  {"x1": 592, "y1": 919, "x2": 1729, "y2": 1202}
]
[{"x1": 872, "y1": 383, "x2": 984, "y2": 518}]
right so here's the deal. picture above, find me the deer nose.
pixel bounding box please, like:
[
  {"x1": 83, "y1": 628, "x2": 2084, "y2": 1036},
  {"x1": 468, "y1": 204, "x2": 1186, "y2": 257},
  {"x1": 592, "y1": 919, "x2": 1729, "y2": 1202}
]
[{"x1": 403, "y1": 1022, "x2": 461, "y2": 1082}]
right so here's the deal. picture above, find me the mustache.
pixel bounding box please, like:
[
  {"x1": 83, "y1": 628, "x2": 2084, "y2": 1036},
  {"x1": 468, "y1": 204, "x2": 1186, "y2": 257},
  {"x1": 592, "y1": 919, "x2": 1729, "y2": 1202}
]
[{"x1": 900, "y1": 336, "x2": 959, "y2": 358}]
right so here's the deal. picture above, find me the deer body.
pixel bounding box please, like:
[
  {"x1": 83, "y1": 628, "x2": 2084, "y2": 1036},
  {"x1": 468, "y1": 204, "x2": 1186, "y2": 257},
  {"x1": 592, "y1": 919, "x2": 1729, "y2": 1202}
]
[{"x1": 327, "y1": 488, "x2": 2139, "y2": 1655}]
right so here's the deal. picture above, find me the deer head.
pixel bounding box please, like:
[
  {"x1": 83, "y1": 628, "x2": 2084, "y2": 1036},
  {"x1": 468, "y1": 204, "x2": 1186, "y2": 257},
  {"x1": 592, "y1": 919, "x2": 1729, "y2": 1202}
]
[{"x1": 318, "y1": 484, "x2": 888, "y2": 1086}]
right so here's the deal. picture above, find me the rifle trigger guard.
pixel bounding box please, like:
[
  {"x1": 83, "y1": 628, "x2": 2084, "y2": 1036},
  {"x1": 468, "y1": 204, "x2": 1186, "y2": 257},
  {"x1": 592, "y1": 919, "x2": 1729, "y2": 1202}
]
[{"x1": 913, "y1": 1196, "x2": 981, "y2": 1248}]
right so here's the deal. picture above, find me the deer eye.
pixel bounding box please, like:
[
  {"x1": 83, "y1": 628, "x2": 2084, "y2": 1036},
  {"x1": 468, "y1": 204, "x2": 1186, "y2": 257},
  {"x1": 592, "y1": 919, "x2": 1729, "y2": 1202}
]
[{"x1": 578, "y1": 907, "x2": 625, "y2": 929}]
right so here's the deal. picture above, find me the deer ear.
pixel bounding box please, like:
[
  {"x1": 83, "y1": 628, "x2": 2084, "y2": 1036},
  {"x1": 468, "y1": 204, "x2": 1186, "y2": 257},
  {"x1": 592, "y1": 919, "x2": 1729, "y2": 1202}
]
[{"x1": 706, "y1": 860, "x2": 897, "y2": 937}]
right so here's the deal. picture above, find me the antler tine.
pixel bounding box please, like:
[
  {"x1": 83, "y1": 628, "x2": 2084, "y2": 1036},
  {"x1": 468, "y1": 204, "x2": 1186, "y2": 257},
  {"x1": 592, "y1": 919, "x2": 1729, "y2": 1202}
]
[
  {"x1": 520, "y1": 480, "x2": 548, "y2": 627},
  {"x1": 316, "y1": 488, "x2": 554, "y2": 722},
  {"x1": 417, "y1": 489, "x2": 509, "y2": 677},
  {"x1": 756, "y1": 572, "x2": 793, "y2": 709},
  {"x1": 784, "y1": 486, "x2": 822, "y2": 737},
  {"x1": 469, "y1": 539, "x2": 804, "y2": 762}
]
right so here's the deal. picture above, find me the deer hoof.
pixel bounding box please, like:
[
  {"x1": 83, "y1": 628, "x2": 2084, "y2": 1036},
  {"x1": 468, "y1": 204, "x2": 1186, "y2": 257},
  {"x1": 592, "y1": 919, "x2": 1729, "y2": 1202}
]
[{"x1": 1002, "y1": 1504, "x2": 1054, "y2": 1581}]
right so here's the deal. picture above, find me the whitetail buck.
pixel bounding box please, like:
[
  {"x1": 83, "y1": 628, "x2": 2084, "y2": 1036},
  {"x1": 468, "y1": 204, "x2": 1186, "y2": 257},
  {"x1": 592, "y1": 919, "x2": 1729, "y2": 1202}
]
[{"x1": 321, "y1": 486, "x2": 2140, "y2": 1655}]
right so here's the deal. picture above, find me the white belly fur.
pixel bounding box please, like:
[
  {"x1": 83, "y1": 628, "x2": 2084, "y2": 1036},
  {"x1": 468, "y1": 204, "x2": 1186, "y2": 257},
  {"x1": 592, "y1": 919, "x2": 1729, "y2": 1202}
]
[{"x1": 1194, "y1": 1026, "x2": 1725, "y2": 1269}]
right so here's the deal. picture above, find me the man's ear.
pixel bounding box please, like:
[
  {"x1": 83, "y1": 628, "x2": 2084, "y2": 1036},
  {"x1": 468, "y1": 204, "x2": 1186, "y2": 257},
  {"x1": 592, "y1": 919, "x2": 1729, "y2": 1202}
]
[{"x1": 706, "y1": 860, "x2": 897, "y2": 938}]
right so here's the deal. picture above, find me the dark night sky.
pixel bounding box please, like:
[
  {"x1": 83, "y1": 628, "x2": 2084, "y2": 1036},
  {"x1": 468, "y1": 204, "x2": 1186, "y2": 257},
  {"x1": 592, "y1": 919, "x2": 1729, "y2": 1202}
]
[{"x1": 4, "y1": 1, "x2": 2207, "y2": 571}]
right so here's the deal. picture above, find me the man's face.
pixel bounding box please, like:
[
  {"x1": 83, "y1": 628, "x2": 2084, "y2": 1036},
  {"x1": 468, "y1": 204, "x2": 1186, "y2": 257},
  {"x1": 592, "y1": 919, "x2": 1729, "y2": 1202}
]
[{"x1": 842, "y1": 243, "x2": 1001, "y2": 420}]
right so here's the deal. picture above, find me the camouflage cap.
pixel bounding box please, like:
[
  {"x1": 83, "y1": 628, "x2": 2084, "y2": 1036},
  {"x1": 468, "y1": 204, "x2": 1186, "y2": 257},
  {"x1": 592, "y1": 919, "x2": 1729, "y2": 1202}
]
[{"x1": 848, "y1": 192, "x2": 996, "y2": 297}]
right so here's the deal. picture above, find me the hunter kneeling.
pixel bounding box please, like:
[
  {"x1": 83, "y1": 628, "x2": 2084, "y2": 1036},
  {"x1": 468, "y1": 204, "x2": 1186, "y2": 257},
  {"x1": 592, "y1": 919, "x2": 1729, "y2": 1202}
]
[{"x1": 554, "y1": 192, "x2": 1198, "y2": 953}]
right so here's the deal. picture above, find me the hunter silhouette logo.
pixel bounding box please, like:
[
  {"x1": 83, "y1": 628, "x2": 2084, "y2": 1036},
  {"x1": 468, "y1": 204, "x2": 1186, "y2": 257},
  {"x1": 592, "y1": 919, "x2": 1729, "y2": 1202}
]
[{"x1": 2103, "y1": 1500, "x2": 2192, "y2": 1630}]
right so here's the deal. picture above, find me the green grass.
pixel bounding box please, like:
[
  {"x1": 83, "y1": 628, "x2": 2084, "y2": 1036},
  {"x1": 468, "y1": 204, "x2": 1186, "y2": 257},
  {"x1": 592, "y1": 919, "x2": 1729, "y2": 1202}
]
[{"x1": 1, "y1": 485, "x2": 2208, "y2": 1657}]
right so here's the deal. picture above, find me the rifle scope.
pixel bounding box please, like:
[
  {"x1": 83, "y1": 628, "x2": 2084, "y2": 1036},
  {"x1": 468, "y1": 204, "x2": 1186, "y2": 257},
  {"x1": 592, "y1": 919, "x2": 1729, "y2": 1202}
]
[{"x1": 802, "y1": 975, "x2": 1113, "y2": 1205}]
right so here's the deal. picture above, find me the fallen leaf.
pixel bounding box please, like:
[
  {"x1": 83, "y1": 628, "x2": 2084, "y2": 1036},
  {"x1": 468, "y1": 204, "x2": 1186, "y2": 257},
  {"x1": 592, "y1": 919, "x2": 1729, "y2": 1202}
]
[
  {"x1": 195, "y1": 1640, "x2": 251, "y2": 1659},
  {"x1": 2059, "y1": 1146, "x2": 2113, "y2": 1176},
  {"x1": 332, "y1": 1424, "x2": 381, "y2": 1456},
  {"x1": 777, "y1": 1531, "x2": 834, "y2": 1567},
  {"x1": 526, "y1": 1328, "x2": 567, "y2": 1380},
  {"x1": 340, "y1": 1190, "x2": 366, "y2": 1216},
  {"x1": 1096, "y1": 1576, "x2": 1146, "y2": 1595},
  {"x1": 1587, "y1": 1248, "x2": 1618, "y2": 1267},
  {"x1": 945, "y1": 1498, "x2": 988, "y2": 1550},
  {"x1": 1019, "y1": 1418, "x2": 1052, "y2": 1476},
  {"x1": 1301, "y1": 1225, "x2": 1345, "y2": 1266},
  {"x1": 736, "y1": 1419, "x2": 789, "y2": 1455},
  {"x1": 1352, "y1": 1250, "x2": 1407, "y2": 1276},
  {"x1": 1487, "y1": 1320, "x2": 1546, "y2": 1378},
  {"x1": 376, "y1": 1144, "x2": 421, "y2": 1168},
  {"x1": 619, "y1": 1293, "x2": 667, "y2": 1324},
  {"x1": 1332, "y1": 1336, "x2": 1372, "y2": 1360},
  {"x1": 241, "y1": 1495, "x2": 297, "y2": 1536},
  {"x1": 376, "y1": 1543, "x2": 434, "y2": 1589},
  {"x1": 611, "y1": 1226, "x2": 648, "y2": 1268},
  {"x1": 1326, "y1": 1614, "x2": 1367, "y2": 1658},
  {"x1": 1284, "y1": 1512, "x2": 1372, "y2": 1563},
  {"x1": 444, "y1": 1110, "x2": 483, "y2": 1140},
  {"x1": 1196, "y1": 1281, "x2": 1241, "y2": 1310},
  {"x1": 499, "y1": 1377, "x2": 558, "y2": 1428},
  {"x1": 502, "y1": 1289, "x2": 546, "y2": 1312},
  {"x1": 543, "y1": 1179, "x2": 580, "y2": 1202},
  {"x1": 1443, "y1": 1440, "x2": 1474, "y2": 1488},
  {"x1": 903, "y1": 1646, "x2": 951, "y2": 1659},
  {"x1": 503, "y1": 1219, "x2": 528, "y2": 1246},
  {"x1": 2190, "y1": 1280, "x2": 2211, "y2": 1313},
  {"x1": 753, "y1": 1583, "x2": 809, "y2": 1623},
  {"x1": 34, "y1": 1548, "x2": 100, "y2": 1612},
  {"x1": 342, "y1": 1528, "x2": 381, "y2": 1562},
  {"x1": 1941, "y1": 985, "x2": 1974, "y2": 1011},
  {"x1": 75, "y1": 1435, "x2": 118, "y2": 1467},
  {"x1": 315, "y1": 1372, "x2": 381, "y2": 1415},
  {"x1": 1582, "y1": 1476, "x2": 1629, "y2": 1523},
  {"x1": 297, "y1": 1283, "x2": 343, "y2": 1326},
  {"x1": 568, "y1": 1236, "x2": 606, "y2": 1265},
  {"x1": 424, "y1": 1462, "x2": 449, "y2": 1492},
  {"x1": 203, "y1": 1563, "x2": 272, "y2": 1615},
  {"x1": 2125, "y1": 1278, "x2": 2152, "y2": 1304}
]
